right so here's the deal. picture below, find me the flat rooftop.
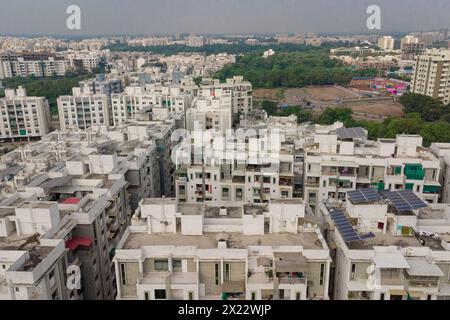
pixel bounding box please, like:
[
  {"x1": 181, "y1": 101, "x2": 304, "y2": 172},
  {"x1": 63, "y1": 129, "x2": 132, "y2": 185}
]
[
  {"x1": 142, "y1": 198, "x2": 177, "y2": 205},
  {"x1": 122, "y1": 231, "x2": 325, "y2": 250},
  {"x1": 348, "y1": 232, "x2": 423, "y2": 250},
  {"x1": 204, "y1": 206, "x2": 242, "y2": 219}
]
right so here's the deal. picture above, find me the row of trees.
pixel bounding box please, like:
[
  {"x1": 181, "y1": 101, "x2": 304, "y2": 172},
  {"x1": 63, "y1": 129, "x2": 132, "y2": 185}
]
[
  {"x1": 215, "y1": 51, "x2": 377, "y2": 88},
  {"x1": 106, "y1": 42, "x2": 353, "y2": 56}
]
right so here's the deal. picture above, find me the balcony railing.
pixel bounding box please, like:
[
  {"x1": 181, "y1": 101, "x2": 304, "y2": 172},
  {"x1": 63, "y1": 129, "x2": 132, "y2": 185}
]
[{"x1": 279, "y1": 276, "x2": 306, "y2": 285}]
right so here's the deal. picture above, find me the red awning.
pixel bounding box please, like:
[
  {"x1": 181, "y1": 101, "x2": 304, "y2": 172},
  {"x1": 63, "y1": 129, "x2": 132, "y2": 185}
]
[
  {"x1": 65, "y1": 237, "x2": 93, "y2": 251},
  {"x1": 62, "y1": 197, "x2": 81, "y2": 205}
]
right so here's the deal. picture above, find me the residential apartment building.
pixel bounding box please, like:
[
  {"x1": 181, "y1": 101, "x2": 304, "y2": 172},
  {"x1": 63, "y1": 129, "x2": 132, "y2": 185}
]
[
  {"x1": 174, "y1": 129, "x2": 294, "y2": 204},
  {"x1": 377, "y1": 36, "x2": 395, "y2": 51},
  {"x1": 303, "y1": 126, "x2": 441, "y2": 214},
  {"x1": 199, "y1": 76, "x2": 253, "y2": 115},
  {"x1": 430, "y1": 143, "x2": 450, "y2": 203},
  {"x1": 0, "y1": 52, "x2": 69, "y2": 79},
  {"x1": 111, "y1": 86, "x2": 191, "y2": 126},
  {"x1": 57, "y1": 87, "x2": 110, "y2": 130},
  {"x1": 319, "y1": 192, "x2": 450, "y2": 300},
  {"x1": 79, "y1": 74, "x2": 123, "y2": 96},
  {"x1": 114, "y1": 199, "x2": 331, "y2": 300},
  {"x1": 126, "y1": 119, "x2": 177, "y2": 197},
  {"x1": 411, "y1": 49, "x2": 450, "y2": 104},
  {"x1": 0, "y1": 86, "x2": 51, "y2": 141},
  {"x1": 185, "y1": 95, "x2": 232, "y2": 134}
]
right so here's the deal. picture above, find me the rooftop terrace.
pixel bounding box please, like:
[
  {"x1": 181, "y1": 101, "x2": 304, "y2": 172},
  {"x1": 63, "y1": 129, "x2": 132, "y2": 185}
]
[{"x1": 122, "y1": 231, "x2": 325, "y2": 250}]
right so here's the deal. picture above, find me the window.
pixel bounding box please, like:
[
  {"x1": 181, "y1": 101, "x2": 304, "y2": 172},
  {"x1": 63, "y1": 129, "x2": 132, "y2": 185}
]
[
  {"x1": 296, "y1": 292, "x2": 301, "y2": 300},
  {"x1": 144, "y1": 292, "x2": 150, "y2": 300},
  {"x1": 350, "y1": 263, "x2": 356, "y2": 280},
  {"x1": 154, "y1": 260, "x2": 169, "y2": 271},
  {"x1": 319, "y1": 263, "x2": 325, "y2": 286},
  {"x1": 251, "y1": 292, "x2": 257, "y2": 300},
  {"x1": 188, "y1": 292, "x2": 194, "y2": 300},
  {"x1": 154, "y1": 289, "x2": 166, "y2": 300},
  {"x1": 1, "y1": 264, "x2": 6, "y2": 269},
  {"x1": 224, "y1": 263, "x2": 231, "y2": 282},
  {"x1": 172, "y1": 259, "x2": 182, "y2": 271},
  {"x1": 380, "y1": 293, "x2": 385, "y2": 300},
  {"x1": 215, "y1": 263, "x2": 220, "y2": 285},
  {"x1": 120, "y1": 263, "x2": 127, "y2": 285}
]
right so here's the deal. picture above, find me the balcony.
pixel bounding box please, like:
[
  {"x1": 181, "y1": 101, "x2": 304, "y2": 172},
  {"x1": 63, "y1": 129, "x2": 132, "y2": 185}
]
[
  {"x1": 404, "y1": 164, "x2": 425, "y2": 181},
  {"x1": 232, "y1": 176, "x2": 245, "y2": 184},
  {"x1": 407, "y1": 278, "x2": 439, "y2": 288},
  {"x1": 279, "y1": 178, "x2": 293, "y2": 187},
  {"x1": 305, "y1": 177, "x2": 320, "y2": 187}
]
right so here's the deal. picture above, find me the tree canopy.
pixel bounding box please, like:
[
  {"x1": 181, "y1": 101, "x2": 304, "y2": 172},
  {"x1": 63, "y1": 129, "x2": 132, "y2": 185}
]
[{"x1": 215, "y1": 51, "x2": 377, "y2": 88}]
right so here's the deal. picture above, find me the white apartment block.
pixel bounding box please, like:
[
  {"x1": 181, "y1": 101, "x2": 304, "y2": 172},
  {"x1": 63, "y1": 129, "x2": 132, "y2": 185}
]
[
  {"x1": 57, "y1": 87, "x2": 110, "y2": 130},
  {"x1": 114, "y1": 199, "x2": 331, "y2": 300},
  {"x1": 186, "y1": 95, "x2": 232, "y2": 134},
  {"x1": 79, "y1": 74, "x2": 123, "y2": 96},
  {"x1": 126, "y1": 119, "x2": 177, "y2": 197},
  {"x1": 0, "y1": 86, "x2": 51, "y2": 141},
  {"x1": 199, "y1": 76, "x2": 253, "y2": 115},
  {"x1": 303, "y1": 126, "x2": 441, "y2": 213},
  {"x1": 430, "y1": 143, "x2": 450, "y2": 203},
  {"x1": 377, "y1": 36, "x2": 395, "y2": 51},
  {"x1": 174, "y1": 130, "x2": 294, "y2": 204},
  {"x1": 0, "y1": 52, "x2": 70, "y2": 79},
  {"x1": 111, "y1": 86, "x2": 191, "y2": 126},
  {"x1": 319, "y1": 193, "x2": 450, "y2": 300},
  {"x1": 411, "y1": 49, "x2": 450, "y2": 104},
  {"x1": 0, "y1": 235, "x2": 75, "y2": 300}
]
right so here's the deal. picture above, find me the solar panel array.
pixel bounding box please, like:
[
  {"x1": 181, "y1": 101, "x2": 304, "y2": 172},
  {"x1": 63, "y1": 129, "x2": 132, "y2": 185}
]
[
  {"x1": 329, "y1": 209, "x2": 374, "y2": 242},
  {"x1": 336, "y1": 127, "x2": 366, "y2": 140},
  {"x1": 382, "y1": 190, "x2": 428, "y2": 212},
  {"x1": 347, "y1": 188, "x2": 382, "y2": 204}
]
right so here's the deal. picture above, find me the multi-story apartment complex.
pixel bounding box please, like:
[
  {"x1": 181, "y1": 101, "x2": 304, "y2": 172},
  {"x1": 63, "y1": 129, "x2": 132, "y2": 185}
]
[
  {"x1": 111, "y1": 86, "x2": 191, "y2": 126},
  {"x1": 174, "y1": 129, "x2": 294, "y2": 204},
  {"x1": 377, "y1": 36, "x2": 395, "y2": 51},
  {"x1": 57, "y1": 87, "x2": 110, "y2": 130},
  {"x1": 0, "y1": 86, "x2": 51, "y2": 141},
  {"x1": 114, "y1": 198, "x2": 331, "y2": 300},
  {"x1": 411, "y1": 49, "x2": 450, "y2": 104},
  {"x1": 303, "y1": 125, "x2": 441, "y2": 213},
  {"x1": 126, "y1": 119, "x2": 177, "y2": 197},
  {"x1": 430, "y1": 143, "x2": 450, "y2": 203},
  {"x1": 199, "y1": 76, "x2": 253, "y2": 115},
  {"x1": 319, "y1": 191, "x2": 450, "y2": 300},
  {"x1": 79, "y1": 74, "x2": 123, "y2": 96},
  {"x1": 0, "y1": 125, "x2": 163, "y2": 300},
  {"x1": 0, "y1": 52, "x2": 70, "y2": 79},
  {"x1": 185, "y1": 95, "x2": 232, "y2": 134}
]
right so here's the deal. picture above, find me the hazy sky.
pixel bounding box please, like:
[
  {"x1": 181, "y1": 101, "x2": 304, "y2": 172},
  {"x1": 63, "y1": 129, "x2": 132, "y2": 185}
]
[{"x1": 1, "y1": 0, "x2": 449, "y2": 36}]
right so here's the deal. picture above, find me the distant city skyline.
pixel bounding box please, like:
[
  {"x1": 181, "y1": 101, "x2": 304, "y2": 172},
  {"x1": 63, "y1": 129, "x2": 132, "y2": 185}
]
[{"x1": 0, "y1": 0, "x2": 450, "y2": 36}]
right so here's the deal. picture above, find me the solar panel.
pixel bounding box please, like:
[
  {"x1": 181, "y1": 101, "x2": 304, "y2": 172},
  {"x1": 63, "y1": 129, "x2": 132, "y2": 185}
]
[
  {"x1": 336, "y1": 127, "x2": 367, "y2": 140},
  {"x1": 382, "y1": 190, "x2": 428, "y2": 212},
  {"x1": 347, "y1": 188, "x2": 382, "y2": 204},
  {"x1": 329, "y1": 209, "x2": 362, "y2": 242}
]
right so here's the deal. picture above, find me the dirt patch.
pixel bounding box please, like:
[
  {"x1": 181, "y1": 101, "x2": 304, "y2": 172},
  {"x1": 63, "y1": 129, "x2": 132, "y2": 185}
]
[
  {"x1": 342, "y1": 100, "x2": 404, "y2": 117},
  {"x1": 253, "y1": 88, "x2": 282, "y2": 101},
  {"x1": 294, "y1": 86, "x2": 357, "y2": 101}
]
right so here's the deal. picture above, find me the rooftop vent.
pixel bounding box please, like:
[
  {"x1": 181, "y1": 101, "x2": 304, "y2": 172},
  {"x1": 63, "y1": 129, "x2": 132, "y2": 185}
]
[{"x1": 218, "y1": 239, "x2": 227, "y2": 249}]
